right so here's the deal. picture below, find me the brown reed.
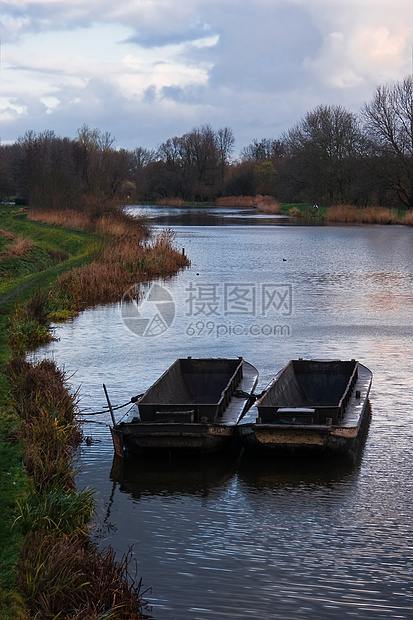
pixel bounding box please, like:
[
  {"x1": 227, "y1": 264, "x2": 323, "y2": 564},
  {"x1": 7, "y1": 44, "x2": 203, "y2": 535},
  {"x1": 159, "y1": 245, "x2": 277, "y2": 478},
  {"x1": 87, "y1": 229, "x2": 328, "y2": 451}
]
[
  {"x1": 325, "y1": 204, "x2": 359, "y2": 222},
  {"x1": 28, "y1": 209, "x2": 93, "y2": 231},
  {"x1": 402, "y1": 210, "x2": 413, "y2": 225},
  {"x1": 0, "y1": 229, "x2": 33, "y2": 259},
  {"x1": 326, "y1": 204, "x2": 399, "y2": 224},
  {"x1": 157, "y1": 197, "x2": 185, "y2": 207},
  {"x1": 27, "y1": 207, "x2": 148, "y2": 239},
  {"x1": 215, "y1": 196, "x2": 257, "y2": 207},
  {"x1": 57, "y1": 230, "x2": 189, "y2": 308},
  {"x1": 356, "y1": 206, "x2": 398, "y2": 224},
  {"x1": 254, "y1": 195, "x2": 281, "y2": 214}
]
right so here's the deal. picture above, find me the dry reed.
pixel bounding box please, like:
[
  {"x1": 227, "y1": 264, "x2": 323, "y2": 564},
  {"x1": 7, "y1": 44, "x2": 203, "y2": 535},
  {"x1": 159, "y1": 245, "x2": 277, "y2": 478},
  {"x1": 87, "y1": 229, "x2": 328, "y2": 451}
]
[
  {"x1": 215, "y1": 195, "x2": 280, "y2": 212},
  {"x1": 402, "y1": 210, "x2": 413, "y2": 226},
  {"x1": 215, "y1": 196, "x2": 257, "y2": 207},
  {"x1": 28, "y1": 209, "x2": 93, "y2": 231},
  {"x1": 325, "y1": 204, "x2": 359, "y2": 222},
  {"x1": 157, "y1": 198, "x2": 185, "y2": 207},
  {"x1": 28, "y1": 208, "x2": 148, "y2": 239},
  {"x1": 254, "y1": 195, "x2": 281, "y2": 214},
  {"x1": 0, "y1": 229, "x2": 33, "y2": 259},
  {"x1": 356, "y1": 206, "x2": 398, "y2": 224},
  {"x1": 57, "y1": 230, "x2": 189, "y2": 308},
  {"x1": 326, "y1": 204, "x2": 399, "y2": 224}
]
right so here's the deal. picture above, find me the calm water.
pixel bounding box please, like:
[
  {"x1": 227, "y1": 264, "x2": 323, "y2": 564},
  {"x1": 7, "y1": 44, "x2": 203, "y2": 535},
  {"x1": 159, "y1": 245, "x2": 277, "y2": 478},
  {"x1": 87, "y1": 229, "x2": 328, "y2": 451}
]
[{"x1": 35, "y1": 206, "x2": 413, "y2": 619}]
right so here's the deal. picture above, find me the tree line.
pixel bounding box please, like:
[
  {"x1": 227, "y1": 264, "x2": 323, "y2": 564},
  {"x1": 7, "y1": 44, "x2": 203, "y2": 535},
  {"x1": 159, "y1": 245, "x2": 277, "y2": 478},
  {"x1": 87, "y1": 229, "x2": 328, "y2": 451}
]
[{"x1": 2, "y1": 75, "x2": 413, "y2": 209}]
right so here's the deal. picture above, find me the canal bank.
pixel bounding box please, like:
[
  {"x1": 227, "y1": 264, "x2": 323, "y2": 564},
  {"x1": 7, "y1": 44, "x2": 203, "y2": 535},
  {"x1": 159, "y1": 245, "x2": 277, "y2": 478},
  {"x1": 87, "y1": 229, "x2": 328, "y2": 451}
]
[{"x1": 0, "y1": 203, "x2": 188, "y2": 619}]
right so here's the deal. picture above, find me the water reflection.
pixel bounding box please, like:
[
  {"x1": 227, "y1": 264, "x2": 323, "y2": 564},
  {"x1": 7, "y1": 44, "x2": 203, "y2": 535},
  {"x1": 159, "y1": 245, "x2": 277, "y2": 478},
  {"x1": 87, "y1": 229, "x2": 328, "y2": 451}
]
[
  {"x1": 110, "y1": 454, "x2": 237, "y2": 499},
  {"x1": 128, "y1": 205, "x2": 292, "y2": 227}
]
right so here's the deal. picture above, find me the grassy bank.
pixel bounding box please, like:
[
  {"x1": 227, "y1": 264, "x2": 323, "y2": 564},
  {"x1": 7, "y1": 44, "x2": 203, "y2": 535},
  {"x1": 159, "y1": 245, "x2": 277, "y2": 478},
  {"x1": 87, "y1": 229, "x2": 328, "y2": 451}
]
[{"x1": 0, "y1": 204, "x2": 189, "y2": 619}]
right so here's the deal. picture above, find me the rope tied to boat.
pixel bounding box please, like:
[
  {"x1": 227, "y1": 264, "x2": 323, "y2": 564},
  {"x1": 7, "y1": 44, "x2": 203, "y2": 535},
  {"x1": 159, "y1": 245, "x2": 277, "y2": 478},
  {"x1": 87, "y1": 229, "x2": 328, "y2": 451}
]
[
  {"x1": 77, "y1": 394, "x2": 143, "y2": 416},
  {"x1": 234, "y1": 389, "x2": 266, "y2": 400}
]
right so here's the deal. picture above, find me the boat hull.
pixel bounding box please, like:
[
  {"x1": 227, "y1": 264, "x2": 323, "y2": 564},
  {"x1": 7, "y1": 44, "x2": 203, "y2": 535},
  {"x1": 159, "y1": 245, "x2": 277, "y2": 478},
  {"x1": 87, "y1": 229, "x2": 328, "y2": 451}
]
[
  {"x1": 239, "y1": 361, "x2": 372, "y2": 456},
  {"x1": 113, "y1": 422, "x2": 238, "y2": 457},
  {"x1": 111, "y1": 358, "x2": 259, "y2": 457}
]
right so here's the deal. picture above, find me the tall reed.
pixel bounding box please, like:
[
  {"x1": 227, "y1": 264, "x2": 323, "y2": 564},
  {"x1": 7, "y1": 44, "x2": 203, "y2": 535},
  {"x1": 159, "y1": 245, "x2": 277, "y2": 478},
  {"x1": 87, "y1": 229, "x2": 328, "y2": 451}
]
[
  {"x1": 254, "y1": 195, "x2": 281, "y2": 214},
  {"x1": 28, "y1": 209, "x2": 93, "y2": 231},
  {"x1": 157, "y1": 198, "x2": 185, "y2": 207},
  {"x1": 0, "y1": 230, "x2": 33, "y2": 259},
  {"x1": 402, "y1": 210, "x2": 413, "y2": 226},
  {"x1": 215, "y1": 196, "x2": 257, "y2": 207},
  {"x1": 56, "y1": 230, "x2": 189, "y2": 308},
  {"x1": 6, "y1": 357, "x2": 81, "y2": 493},
  {"x1": 18, "y1": 531, "x2": 148, "y2": 619},
  {"x1": 325, "y1": 204, "x2": 359, "y2": 222},
  {"x1": 326, "y1": 204, "x2": 399, "y2": 224}
]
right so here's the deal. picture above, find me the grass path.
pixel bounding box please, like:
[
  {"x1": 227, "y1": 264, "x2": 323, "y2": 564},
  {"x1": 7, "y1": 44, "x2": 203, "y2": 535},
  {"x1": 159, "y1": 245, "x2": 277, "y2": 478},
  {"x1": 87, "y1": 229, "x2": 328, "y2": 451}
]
[{"x1": 0, "y1": 206, "x2": 95, "y2": 618}]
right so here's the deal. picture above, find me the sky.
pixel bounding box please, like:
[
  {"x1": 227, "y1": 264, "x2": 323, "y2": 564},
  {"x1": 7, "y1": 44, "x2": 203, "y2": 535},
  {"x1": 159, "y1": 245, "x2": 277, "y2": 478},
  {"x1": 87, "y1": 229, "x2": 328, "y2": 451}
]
[{"x1": 1, "y1": 0, "x2": 413, "y2": 155}]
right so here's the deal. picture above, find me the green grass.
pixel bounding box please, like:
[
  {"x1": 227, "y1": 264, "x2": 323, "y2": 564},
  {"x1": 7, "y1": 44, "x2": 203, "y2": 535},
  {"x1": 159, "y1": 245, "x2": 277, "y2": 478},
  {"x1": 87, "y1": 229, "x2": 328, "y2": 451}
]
[
  {"x1": 0, "y1": 409, "x2": 31, "y2": 620},
  {"x1": 0, "y1": 204, "x2": 97, "y2": 619}
]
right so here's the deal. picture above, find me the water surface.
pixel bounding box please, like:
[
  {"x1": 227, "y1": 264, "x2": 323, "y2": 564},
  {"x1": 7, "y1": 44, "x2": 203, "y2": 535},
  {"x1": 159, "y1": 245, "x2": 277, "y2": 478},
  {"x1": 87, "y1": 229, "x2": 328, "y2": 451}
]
[{"x1": 35, "y1": 206, "x2": 413, "y2": 619}]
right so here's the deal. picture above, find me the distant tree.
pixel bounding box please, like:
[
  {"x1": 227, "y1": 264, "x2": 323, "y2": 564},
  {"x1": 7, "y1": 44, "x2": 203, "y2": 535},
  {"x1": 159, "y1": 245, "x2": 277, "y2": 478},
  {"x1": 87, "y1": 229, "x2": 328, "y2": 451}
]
[
  {"x1": 253, "y1": 161, "x2": 277, "y2": 195},
  {"x1": 216, "y1": 127, "x2": 235, "y2": 183},
  {"x1": 222, "y1": 161, "x2": 256, "y2": 196},
  {"x1": 240, "y1": 138, "x2": 285, "y2": 162},
  {"x1": 283, "y1": 104, "x2": 362, "y2": 205},
  {"x1": 17, "y1": 130, "x2": 81, "y2": 208},
  {"x1": 156, "y1": 125, "x2": 234, "y2": 200},
  {"x1": 75, "y1": 125, "x2": 128, "y2": 211},
  {"x1": 362, "y1": 76, "x2": 413, "y2": 208},
  {"x1": 119, "y1": 147, "x2": 156, "y2": 201}
]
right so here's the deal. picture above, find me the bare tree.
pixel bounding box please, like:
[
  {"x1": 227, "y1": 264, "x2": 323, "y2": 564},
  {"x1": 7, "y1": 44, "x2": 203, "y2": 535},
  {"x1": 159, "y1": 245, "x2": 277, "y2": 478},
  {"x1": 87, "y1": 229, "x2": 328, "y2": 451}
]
[
  {"x1": 283, "y1": 104, "x2": 362, "y2": 205},
  {"x1": 362, "y1": 76, "x2": 413, "y2": 208}
]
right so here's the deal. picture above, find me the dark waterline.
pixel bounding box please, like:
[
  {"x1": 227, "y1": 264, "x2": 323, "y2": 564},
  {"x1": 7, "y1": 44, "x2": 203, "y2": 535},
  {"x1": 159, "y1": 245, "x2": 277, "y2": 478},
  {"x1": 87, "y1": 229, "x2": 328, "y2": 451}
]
[{"x1": 35, "y1": 206, "x2": 413, "y2": 619}]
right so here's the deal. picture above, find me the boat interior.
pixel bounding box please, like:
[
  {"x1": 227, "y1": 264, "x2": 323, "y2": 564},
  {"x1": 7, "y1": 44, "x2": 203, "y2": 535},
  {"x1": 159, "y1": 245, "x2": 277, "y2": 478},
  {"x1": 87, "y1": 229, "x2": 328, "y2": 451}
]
[
  {"x1": 137, "y1": 358, "x2": 243, "y2": 423},
  {"x1": 256, "y1": 360, "x2": 358, "y2": 424}
]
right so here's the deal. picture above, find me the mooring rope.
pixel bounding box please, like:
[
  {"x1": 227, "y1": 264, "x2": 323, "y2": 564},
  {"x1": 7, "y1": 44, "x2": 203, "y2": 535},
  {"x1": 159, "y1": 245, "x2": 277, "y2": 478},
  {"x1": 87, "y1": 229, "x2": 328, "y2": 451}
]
[
  {"x1": 234, "y1": 389, "x2": 266, "y2": 400},
  {"x1": 78, "y1": 394, "x2": 143, "y2": 416}
]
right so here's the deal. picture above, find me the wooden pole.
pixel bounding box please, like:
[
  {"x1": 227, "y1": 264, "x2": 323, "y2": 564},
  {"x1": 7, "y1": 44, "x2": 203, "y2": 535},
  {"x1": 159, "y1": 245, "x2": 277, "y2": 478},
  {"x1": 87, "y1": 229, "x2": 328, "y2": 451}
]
[{"x1": 103, "y1": 383, "x2": 116, "y2": 427}]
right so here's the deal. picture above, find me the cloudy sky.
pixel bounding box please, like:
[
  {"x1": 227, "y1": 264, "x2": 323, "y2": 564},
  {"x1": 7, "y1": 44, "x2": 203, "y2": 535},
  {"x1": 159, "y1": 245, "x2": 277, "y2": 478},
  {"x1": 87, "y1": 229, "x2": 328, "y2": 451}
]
[{"x1": 1, "y1": 0, "x2": 413, "y2": 155}]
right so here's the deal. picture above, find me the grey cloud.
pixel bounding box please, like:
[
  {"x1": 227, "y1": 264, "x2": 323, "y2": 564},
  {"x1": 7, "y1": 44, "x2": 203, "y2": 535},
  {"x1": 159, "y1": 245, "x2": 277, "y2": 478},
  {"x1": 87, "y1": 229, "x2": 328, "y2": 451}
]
[{"x1": 124, "y1": 20, "x2": 214, "y2": 48}]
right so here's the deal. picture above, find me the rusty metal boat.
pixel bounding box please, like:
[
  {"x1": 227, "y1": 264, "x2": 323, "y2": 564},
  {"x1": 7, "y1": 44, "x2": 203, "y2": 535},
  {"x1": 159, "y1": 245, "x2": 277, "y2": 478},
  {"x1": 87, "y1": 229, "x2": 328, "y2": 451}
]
[
  {"x1": 109, "y1": 357, "x2": 259, "y2": 457},
  {"x1": 237, "y1": 359, "x2": 372, "y2": 455}
]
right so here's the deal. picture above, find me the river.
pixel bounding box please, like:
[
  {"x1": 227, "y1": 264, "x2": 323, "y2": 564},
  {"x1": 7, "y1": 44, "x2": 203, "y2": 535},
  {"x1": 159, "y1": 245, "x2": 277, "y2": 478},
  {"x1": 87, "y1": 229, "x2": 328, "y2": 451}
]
[{"x1": 34, "y1": 206, "x2": 413, "y2": 619}]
